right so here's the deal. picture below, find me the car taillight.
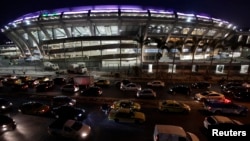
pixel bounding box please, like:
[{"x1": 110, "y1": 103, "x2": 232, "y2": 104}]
[{"x1": 224, "y1": 98, "x2": 231, "y2": 103}]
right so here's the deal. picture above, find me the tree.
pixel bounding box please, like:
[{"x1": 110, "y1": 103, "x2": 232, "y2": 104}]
[
  {"x1": 206, "y1": 39, "x2": 225, "y2": 79},
  {"x1": 188, "y1": 37, "x2": 203, "y2": 79},
  {"x1": 152, "y1": 37, "x2": 168, "y2": 78},
  {"x1": 225, "y1": 35, "x2": 245, "y2": 80}
]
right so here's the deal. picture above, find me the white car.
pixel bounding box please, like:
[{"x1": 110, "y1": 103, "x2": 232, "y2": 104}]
[
  {"x1": 203, "y1": 115, "x2": 243, "y2": 129},
  {"x1": 61, "y1": 84, "x2": 80, "y2": 93},
  {"x1": 136, "y1": 88, "x2": 157, "y2": 98},
  {"x1": 120, "y1": 83, "x2": 141, "y2": 91},
  {"x1": 147, "y1": 80, "x2": 165, "y2": 87},
  {"x1": 194, "y1": 91, "x2": 225, "y2": 102},
  {"x1": 153, "y1": 124, "x2": 199, "y2": 141}
]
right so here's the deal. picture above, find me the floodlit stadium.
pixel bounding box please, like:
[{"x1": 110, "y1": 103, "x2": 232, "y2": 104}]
[{"x1": 1, "y1": 5, "x2": 250, "y2": 71}]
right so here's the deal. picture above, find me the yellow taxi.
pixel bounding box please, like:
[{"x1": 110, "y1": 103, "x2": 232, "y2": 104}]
[
  {"x1": 158, "y1": 100, "x2": 191, "y2": 114},
  {"x1": 108, "y1": 108, "x2": 145, "y2": 124},
  {"x1": 111, "y1": 100, "x2": 141, "y2": 111}
]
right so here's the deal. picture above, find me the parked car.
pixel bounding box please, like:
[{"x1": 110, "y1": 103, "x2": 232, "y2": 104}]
[
  {"x1": 11, "y1": 83, "x2": 29, "y2": 91},
  {"x1": 48, "y1": 119, "x2": 91, "y2": 140},
  {"x1": 111, "y1": 100, "x2": 141, "y2": 111},
  {"x1": 108, "y1": 108, "x2": 146, "y2": 124},
  {"x1": 94, "y1": 79, "x2": 110, "y2": 87},
  {"x1": 233, "y1": 91, "x2": 250, "y2": 101},
  {"x1": 25, "y1": 79, "x2": 40, "y2": 88},
  {"x1": 0, "y1": 98, "x2": 13, "y2": 112},
  {"x1": 147, "y1": 80, "x2": 165, "y2": 87},
  {"x1": 115, "y1": 79, "x2": 131, "y2": 88},
  {"x1": 51, "y1": 96, "x2": 76, "y2": 108},
  {"x1": 51, "y1": 105, "x2": 87, "y2": 121},
  {"x1": 194, "y1": 91, "x2": 225, "y2": 102},
  {"x1": 203, "y1": 100, "x2": 249, "y2": 116},
  {"x1": 120, "y1": 83, "x2": 141, "y2": 91},
  {"x1": 191, "y1": 81, "x2": 211, "y2": 89},
  {"x1": 203, "y1": 115, "x2": 243, "y2": 129},
  {"x1": 221, "y1": 86, "x2": 249, "y2": 96},
  {"x1": 136, "y1": 88, "x2": 157, "y2": 99},
  {"x1": 53, "y1": 77, "x2": 67, "y2": 85},
  {"x1": 167, "y1": 85, "x2": 191, "y2": 95},
  {"x1": 0, "y1": 114, "x2": 16, "y2": 134},
  {"x1": 36, "y1": 82, "x2": 53, "y2": 92},
  {"x1": 220, "y1": 81, "x2": 243, "y2": 89},
  {"x1": 18, "y1": 101, "x2": 51, "y2": 116},
  {"x1": 153, "y1": 124, "x2": 199, "y2": 141},
  {"x1": 80, "y1": 86, "x2": 103, "y2": 96},
  {"x1": 158, "y1": 100, "x2": 191, "y2": 114},
  {"x1": 61, "y1": 84, "x2": 80, "y2": 93}
]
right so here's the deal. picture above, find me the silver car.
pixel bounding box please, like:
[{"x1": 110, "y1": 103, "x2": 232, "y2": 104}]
[{"x1": 120, "y1": 83, "x2": 141, "y2": 91}]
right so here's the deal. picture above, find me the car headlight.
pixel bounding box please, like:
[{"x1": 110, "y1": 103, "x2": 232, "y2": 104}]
[
  {"x1": 1, "y1": 106, "x2": 6, "y2": 109},
  {"x1": 81, "y1": 132, "x2": 88, "y2": 137}
]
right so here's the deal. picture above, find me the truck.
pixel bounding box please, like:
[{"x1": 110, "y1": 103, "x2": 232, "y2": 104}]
[
  {"x1": 43, "y1": 61, "x2": 59, "y2": 71},
  {"x1": 67, "y1": 62, "x2": 87, "y2": 74},
  {"x1": 48, "y1": 119, "x2": 91, "y2": 140},
  {"x1": 71, "y1": 75, "x2": 94, "y2": 89}
]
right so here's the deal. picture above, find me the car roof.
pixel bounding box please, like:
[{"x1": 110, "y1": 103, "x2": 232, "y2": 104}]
[
  {"x1": 154, "y1": 125, "x2": 187, "y2": 137},
  {"x1": 164, "y1": 100, "x2": 179, "y2": 104},
  {"x1": 211, "y1": 115, "x2": 240, "y2": 124}
]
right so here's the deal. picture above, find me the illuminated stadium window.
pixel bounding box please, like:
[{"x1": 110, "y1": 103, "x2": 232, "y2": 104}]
[
  {"x1": 191, "y1": 28, "x2": 206, "y2": 35},
  {"x1": 182, "y1": 28, "x2": 190, "y2": 34},
  {"x1": 196, "y1": 15, "x2": 212, "y2": 22},
  {"x1": 145, "y1": 49, "x2": 159, "y2": 53},
  {"x1": 120, "y1": 9, "x2": 148, "y2": 17},
  {"x1": 206, "y1": 29, "x2": 217, "y2": 36},
  {"x1": 172, "y1": 26, "x2": 182, "y2": 34},
  {"x1": 101, "y1": 40, "x2": 120, "y2": 45},
  {"x1": 90, "y1": 9, "x2": 118, "y2": 17}
]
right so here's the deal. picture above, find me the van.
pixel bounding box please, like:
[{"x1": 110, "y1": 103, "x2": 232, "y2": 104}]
[{"x1": 153, "y1": 124, "x2": 199, "y2": 141}]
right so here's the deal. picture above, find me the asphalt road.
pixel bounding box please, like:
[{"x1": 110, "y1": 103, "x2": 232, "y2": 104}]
[{"x1": 1, "y1": 82, "x2": 250, "y2": 141}]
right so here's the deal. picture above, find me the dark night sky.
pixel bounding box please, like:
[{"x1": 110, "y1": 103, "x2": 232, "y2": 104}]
[{"x1": 1, "y1": 0, "x2": 250, "y2": 43}]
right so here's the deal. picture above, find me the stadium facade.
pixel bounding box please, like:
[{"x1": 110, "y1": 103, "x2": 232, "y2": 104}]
[{"x1": 1, "y1": 5, "x2": 250, "y2": 71}]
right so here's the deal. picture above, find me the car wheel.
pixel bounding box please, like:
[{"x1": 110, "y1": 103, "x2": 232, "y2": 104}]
[{"x1": 114, "y1": 119, "x2": 119, "y2": 123}]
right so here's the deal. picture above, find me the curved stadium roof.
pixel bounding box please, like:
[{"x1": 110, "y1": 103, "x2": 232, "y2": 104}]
[{"x1": 0, "y1": 5, "x2": 241, "y2": 64}]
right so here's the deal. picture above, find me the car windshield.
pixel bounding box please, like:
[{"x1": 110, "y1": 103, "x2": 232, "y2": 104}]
[
  {"x1": 201, "y1": 92, "x2": 209, "y2": 96},
  {"x1": 71, "y1": 121, "x2": 83, "y2": 130}
]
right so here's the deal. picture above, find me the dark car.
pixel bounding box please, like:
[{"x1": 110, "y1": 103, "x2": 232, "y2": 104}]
[
  {"x1": 18, "y1": 101, "x2": 51, "y2": 116},
  {"x1": 53, "y1": 77, "x2": 67, "y2": 85},
  {"x1": 94, "y1": 79, "x2": 110, "y2": 87},
  {"x1": 0, "y1": 98, "x2": 13, "y2": 112},
  {"x1": 115, "y1": 79, "x2": 131, "y2": 88},
  {"x1": 220, "y1": 81, "x2": 243, "y2": 89},
  {"x1": 61, "y1": 84, "x2": 80, "y2": 93},
  {"x1": 191, "y1": 81, "x2": 211, "y2": 89},
  {"x1": 11, "y1": 83, "x2": 29, "y2": 91},
  {"x1": 81, "y1": 86, "x2": 103, "y2": 96},
  {"x1": 36, "y1": 83, "x2": 52, "y2": 92},
  {"x1": 233, "y1": 91, "x2": 250, "y2": 101},
  {"x1": 25, "y1": 79, "x2": 40, "y2": 88},
  {"x1": 203, "y1": 100, "x2": 249, "y2": 116},
  {"x1": 221, "y1": 86, "x2": 249, "y2": 96},
  {"x1": 168, "y1": 85, "x2": 191, "y2": 95},
  {"x1": 0, "y1": 114, "x2": 16, "y2": 134},
  {"x1": 51, "y1": 96, "x2": 76, "y2": 108},
  {"x1": 51, "y1": 105, "x2": 87, "y2": 121}
]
